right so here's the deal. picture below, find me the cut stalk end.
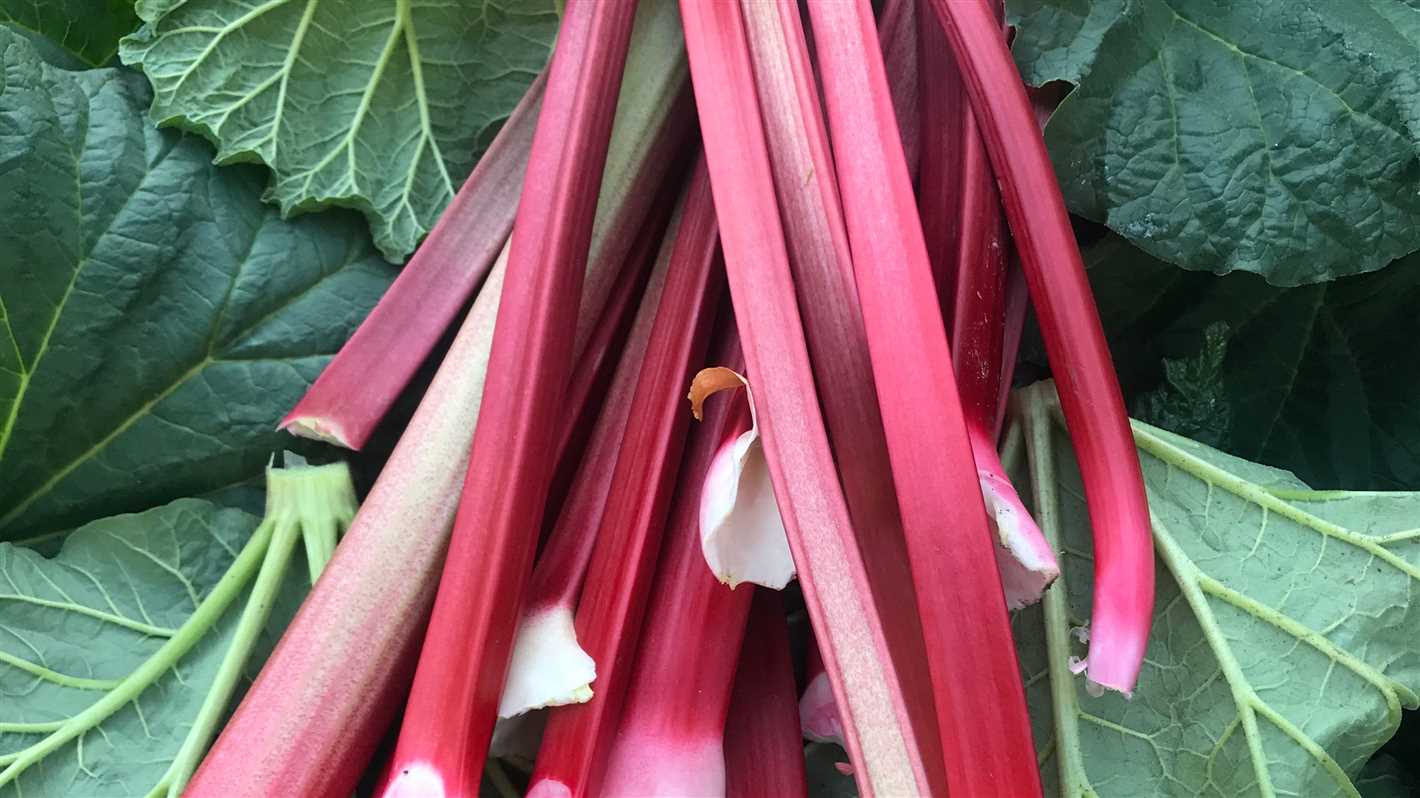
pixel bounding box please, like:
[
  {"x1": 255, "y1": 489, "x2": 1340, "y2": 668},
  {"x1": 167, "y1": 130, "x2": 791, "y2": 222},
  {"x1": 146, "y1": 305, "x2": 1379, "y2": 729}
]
[
  {"x1": 277, "y1": 415, "x2": 354, "y2": 449},
  {"x1": 499, "y1": 605, "x2": 598, "y2": 718}
]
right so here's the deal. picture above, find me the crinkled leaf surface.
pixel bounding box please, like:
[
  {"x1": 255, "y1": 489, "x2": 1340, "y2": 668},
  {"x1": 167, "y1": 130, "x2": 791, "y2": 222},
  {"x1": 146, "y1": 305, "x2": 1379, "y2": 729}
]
[
  {"x1": 119, "y1": 0, "x2": 557, "y2": 260},
  {"x1": 0, "y1": 0, "x2": 138, "y2": 67},
  {"x1": 1006, "y1": 0, "x2": 1420, "y2": 285},
  {"x1": 1082, "y1": 234, "x2": 1420, "y2": 492},
  {"x1": 0, "y1": 497, "x2": 303, "y2": 797},
  {"x1": 1013, "y1": 388, "x2": 1420, "y2": 796},
  {"x1": 1007, "y1": 0, "x2": 1125, "y2": 85},
  {"x1": 0, "y1": 29, "x2": 395, "y2": 540}
]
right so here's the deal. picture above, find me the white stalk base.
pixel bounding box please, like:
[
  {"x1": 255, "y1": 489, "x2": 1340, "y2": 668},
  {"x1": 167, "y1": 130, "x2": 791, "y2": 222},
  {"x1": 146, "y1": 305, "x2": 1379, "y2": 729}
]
[{"x1": 498, "y1": 605, "x2": 596, "y2": 718}]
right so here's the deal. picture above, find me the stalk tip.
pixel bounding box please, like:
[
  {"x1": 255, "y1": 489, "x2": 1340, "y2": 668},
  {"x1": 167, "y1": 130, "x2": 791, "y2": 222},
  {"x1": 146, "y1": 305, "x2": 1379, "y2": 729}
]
[
  {"x1": 278, "y1": 414, "x2": 354, "y2": 449},
  {"x1": 499, "y1": 606, "x2": 597, "y2": 718}
]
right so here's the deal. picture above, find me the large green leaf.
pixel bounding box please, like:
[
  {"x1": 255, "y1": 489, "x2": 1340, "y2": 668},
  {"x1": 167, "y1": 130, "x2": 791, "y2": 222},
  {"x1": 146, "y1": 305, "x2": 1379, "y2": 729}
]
[
  {"x1": 0, "y1": 497, "x2": 305, "y2": 796},
  {"x1": 0, "y1": 0, "x2": 139, "y2": 67},
  {"x1": 1007, "y1": 0, "x2": 1125, "y2": 85},
  {"x1": 0, "y1": 28, "x2": 395, "y2": 540},
  {"x1": 1080, "y1": 234, "x2": 1420, "y2": 491},
  {"x1": 1012, "y1": 383, "x2": 1420, "y2": 796},
  {"x1": 1006, "y1": 0, "x2": 1420, "y2": 285},
  {"x1": 119, "y1": 0, "x2": 557, "y2": 260}
]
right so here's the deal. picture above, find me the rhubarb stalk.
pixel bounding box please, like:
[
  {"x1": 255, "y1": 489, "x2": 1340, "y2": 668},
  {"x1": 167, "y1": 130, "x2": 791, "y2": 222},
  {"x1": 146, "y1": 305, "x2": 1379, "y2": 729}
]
[
  {"x1": 528, "y1": 158, "x2": 724, "y2": 798},
  {"x1": 680, "y1": 1, "x2": 939, "y2": 793},
  {"x1": 279, "y1": 75, "x2": 544, "y2": 450},
  {"x1": 916, "y1": 0, "x2": 1057, "y2": 609},
  {"x1": 740, "y1": 2, "x2": 947, "y2": 788},
  {"x1": 805, "y1": 0, "x2": 1041, "y2": 792},
  {"x1": 724, "y1": 591, "x2": 809, "y2": 798},
  {"x1": 926, "y1": 0, "x2": 1155, "y2": 693},
  {"x1": 877, "y1": 0, "x2": 919, "y2": 179},
  {"x1": 499, "y1": 186, "x2": 680, "y2": 719},
  {"x1": 188, "y1": 246, "x2": 510, "y2": 798},
  {"x1": 380, "y1": 1, "x2": 640, "y2": 794},
  {"x1": 598, "y1": 342, "x2": 754, "y2": 798}
]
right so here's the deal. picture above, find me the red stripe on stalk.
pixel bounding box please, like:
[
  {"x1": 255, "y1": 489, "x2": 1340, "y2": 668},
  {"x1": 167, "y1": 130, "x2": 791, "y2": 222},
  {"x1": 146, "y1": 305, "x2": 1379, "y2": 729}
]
[
  {"x1": 804, "y1": 0, "x2": 1040, "y2": 793},
  {"x1": 381, "y1": 2, "x2": 640, "y2": 795},
  {"x1": 926, "y1": 0, "x2": 1155, "y2": 694},
  {"x1": 279, "y1": 74, "x2": 544, "y2": 450},
  {"x1": 599, "y1": 339, "x2": 754, "y2": 798},
  {"x1": 527, "y1": 159, "x2": 725, "y2": 798},
  {"x1": 680, "y1": 1, "x2": 936, "y2": 794},
  {"x1": 724, "y1": 591, "x2": 809, "y2": 798}
]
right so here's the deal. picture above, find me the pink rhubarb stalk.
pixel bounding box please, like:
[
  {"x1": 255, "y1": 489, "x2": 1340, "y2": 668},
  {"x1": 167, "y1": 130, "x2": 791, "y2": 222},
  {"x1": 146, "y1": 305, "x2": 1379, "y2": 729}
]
[
  {"x1": 188, "y1": 244, "x2": 512, "y2": 798},
  {"x1": 740, "y1": 1, "x2": 947, "y2": 788},
  {"x1": 381, "y1": 1, "x2": 640, "y2": 795},
  {"x1": 598, "y1": 345, "x2": 755, "y2": 797},
  {"x1": 680, "y1": 1, "x2": 940, "y2": 793},
  {"x1": 725, "y1": 591, "x2": 809, "y2": 798},
  {"x1": 805, "y1": 0, "x2": 1041, "y2": 793},
  {"x1": 279, "y1": 75, "x2": 544, "y2": 450},
  {"x1": 917, "y1": 0, "x2": 1057, "y2": 609},
  {"x1": 927, "y1": 0, "x2": 1155, "y2": 694},
  {"x1": 527, "y1": 159, "x2": 724, "y2": 798},
  {"x1": 498, "y1": 183, "x2": 679, "y2": 719}
]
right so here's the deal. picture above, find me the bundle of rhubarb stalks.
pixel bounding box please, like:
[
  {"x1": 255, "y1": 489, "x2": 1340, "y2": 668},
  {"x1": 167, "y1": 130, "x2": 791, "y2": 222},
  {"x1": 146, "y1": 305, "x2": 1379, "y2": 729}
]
[{"x1": 184, "y1": 0, "x2": 1154, "y2": 796}]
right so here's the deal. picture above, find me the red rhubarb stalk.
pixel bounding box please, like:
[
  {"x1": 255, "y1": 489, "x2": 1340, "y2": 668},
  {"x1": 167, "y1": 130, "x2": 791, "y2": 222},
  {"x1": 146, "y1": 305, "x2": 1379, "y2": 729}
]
[
  {"x1": 877, "y1": 0, "x2": 920, "y2": 179},
  {"x1": 278, "y1": 76, "x2": 544, "y2": 450},
  {"x1": 680, "y1": 1, "x2": 937, "y2": 793},
  {"x1": 550, "y1": 171, "x2": 679, "y2": 491},
  {"x1": 805, "y1": 0, "x2": 1041, "y2": 792},
  {"x1": 527, "y1": 158, "x2": 725, "y2": 798},
  {"x1": 927, "y1": 0, "x2": 1155, "y2": 694},
  {"x1": 740, "y1": 2, "x2": 946, "y2": 788},
  {"x1": 187, "y1": 245, "x2": 511, "y2": 798},
  {"x1": 917, "y1": 0, "x2": 1057, "y2": 608},
  {"x1": 724, "y1": 591, "x2": 809, "y2": 798},
  {"x1": 498, "y1": 187, "x2": 679, "y2": 719},
  {"x1": 381, "y1": 1, "x2": 640, "y2": 794},
  {"x1": 598, "y1": 343, "x2": 755, "y2": 798}
]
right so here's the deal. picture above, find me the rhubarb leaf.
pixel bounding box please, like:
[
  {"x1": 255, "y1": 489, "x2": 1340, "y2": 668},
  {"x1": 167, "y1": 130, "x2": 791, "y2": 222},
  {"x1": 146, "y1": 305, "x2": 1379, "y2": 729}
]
[
  {"x1": 119, "y1": 0, "x2": 558, "y2": 260},
  {"x1": 0, "y1": 29, "x2": 395, "y2": 540},
  {"x1": 1006, "y1": 0, "x2": 1124, "y2": 85},
  {"x1": 1085, "y1": 235, "x2": 1420, "y2": 492},
  {"x1": 0, "y1": 0, "x2": 138, "y2": 67},
  {"x1": 1016, "y1": 385, "x2": 1420, "y2": 797},
  {"x1": 1007, "y1": 0, "x2": 1420, "y2": 285},
  {"x1": 0, "y1": 497, "x2": 304, "y2": 796}
]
